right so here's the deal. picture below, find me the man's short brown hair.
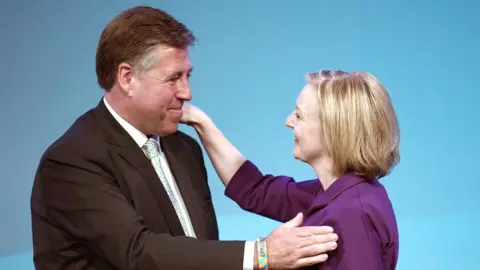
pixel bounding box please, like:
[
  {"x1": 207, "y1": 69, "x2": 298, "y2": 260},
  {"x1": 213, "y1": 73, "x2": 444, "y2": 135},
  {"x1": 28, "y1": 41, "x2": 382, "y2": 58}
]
[{"x1": 96, "y1": 6, "x2": 196, "y2": 90}]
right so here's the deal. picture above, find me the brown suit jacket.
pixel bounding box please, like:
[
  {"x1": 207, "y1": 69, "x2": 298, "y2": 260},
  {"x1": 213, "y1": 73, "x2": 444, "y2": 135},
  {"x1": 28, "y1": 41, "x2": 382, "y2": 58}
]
[{"x1": 30, "y1": 100, "x2": 245, "y2": 270}]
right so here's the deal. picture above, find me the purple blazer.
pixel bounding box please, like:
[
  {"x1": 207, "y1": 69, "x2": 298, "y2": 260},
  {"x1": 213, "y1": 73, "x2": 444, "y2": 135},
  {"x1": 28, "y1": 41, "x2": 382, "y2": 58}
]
[{"x1": 225, "y1": 160, "x2": 399, "y2": 270}]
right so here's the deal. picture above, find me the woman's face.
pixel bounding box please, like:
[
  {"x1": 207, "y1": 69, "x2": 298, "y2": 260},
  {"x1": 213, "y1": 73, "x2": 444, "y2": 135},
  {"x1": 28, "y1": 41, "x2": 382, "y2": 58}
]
[{"x1": 285, "y1": 84, "x2": 327, "y2": 164}]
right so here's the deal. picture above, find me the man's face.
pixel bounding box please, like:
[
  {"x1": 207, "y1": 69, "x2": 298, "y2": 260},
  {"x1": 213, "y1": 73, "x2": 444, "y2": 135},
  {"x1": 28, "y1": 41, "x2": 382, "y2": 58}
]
[{"x1": 127, "y1": 46, "x2": 193, "y2": 136}]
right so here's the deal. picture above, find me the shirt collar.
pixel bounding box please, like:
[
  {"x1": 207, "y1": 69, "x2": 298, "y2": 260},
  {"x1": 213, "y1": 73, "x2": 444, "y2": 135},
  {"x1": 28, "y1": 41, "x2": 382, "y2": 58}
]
[
  {"x1": 103, "y1": 97, "x2": 159, "y2": 148},
  {"x1": 308, "y1": 172, "x2": 368, "y2": 213}
]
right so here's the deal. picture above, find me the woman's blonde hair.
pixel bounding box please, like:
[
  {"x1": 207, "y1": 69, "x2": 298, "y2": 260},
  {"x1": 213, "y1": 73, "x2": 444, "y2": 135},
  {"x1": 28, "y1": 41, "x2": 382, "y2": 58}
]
[{"x1": 306, "y1": 69, "x2": 400, "y2": 180}]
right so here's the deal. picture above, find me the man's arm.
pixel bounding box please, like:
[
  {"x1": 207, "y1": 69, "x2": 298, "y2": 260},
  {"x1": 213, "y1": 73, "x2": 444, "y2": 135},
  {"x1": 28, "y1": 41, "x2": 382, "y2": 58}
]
[
  {"x1": 40, "y1": 157, "x2": 245, "y2": 270},
  {"x1": 41, "y1": 154, "x2": 336, "y2": 270}
]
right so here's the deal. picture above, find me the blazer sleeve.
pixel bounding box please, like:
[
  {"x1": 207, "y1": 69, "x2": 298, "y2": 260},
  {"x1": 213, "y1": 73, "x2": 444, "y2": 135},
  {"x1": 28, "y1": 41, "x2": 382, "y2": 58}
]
[
  {"x1": 39, "y1": 156, "x2": 245, "y2": 270},
  {"x1": 316, "y1": 206, "x2": 383, "y2": 270},
  {"x1": 225, "y1": 160, "x2": 321, "y2": 222}
]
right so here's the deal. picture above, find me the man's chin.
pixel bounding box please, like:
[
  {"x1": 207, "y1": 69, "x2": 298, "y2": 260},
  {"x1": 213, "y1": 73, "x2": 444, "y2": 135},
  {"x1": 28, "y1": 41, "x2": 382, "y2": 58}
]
[{"x1": 156, "y1": 123, "x2": 179, "y2": 137}]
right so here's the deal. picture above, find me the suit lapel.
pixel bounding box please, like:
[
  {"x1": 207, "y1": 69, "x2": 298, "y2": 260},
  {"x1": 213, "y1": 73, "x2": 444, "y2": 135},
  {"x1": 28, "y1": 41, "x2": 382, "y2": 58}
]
[
  {"x1": 161, "y1": 136, "x2": 207, "y2": 240},
  {"x1": 114, "y1": 144, "x2": 185, "y2": 237},
  {"x1": 93, "y1": 100, "x2": 184, "y2": 237}
]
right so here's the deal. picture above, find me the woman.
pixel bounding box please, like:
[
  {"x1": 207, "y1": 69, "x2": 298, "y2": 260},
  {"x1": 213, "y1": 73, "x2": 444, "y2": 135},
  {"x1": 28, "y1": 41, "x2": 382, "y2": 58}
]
[{"x1": 181, "y1": 69, "x2": 400, "y2": 269}]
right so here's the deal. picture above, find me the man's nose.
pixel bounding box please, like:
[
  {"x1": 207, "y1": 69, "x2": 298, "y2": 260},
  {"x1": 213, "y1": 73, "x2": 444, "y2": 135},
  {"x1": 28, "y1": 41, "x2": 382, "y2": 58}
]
[{"x1": 177, "y1": 84, "x2": 192, "y2": 101}]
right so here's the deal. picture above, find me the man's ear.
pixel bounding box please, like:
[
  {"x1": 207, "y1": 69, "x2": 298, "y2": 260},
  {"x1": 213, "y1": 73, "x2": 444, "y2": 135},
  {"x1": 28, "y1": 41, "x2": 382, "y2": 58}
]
[{"x1": 117, "y1": 63, "x2": 134, "y2": 96}]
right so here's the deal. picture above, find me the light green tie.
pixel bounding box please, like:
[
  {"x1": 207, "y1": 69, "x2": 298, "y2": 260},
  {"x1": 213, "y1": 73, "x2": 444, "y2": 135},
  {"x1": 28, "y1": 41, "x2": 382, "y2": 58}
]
[{"x1": 142, "y1": 138, "x2": 195, "y2": 237}]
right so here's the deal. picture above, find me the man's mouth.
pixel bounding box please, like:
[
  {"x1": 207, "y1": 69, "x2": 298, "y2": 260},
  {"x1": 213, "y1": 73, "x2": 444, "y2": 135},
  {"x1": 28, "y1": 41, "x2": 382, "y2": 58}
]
[{"x1": 168, "y1": 105, "x2": 183, "y2": 111}]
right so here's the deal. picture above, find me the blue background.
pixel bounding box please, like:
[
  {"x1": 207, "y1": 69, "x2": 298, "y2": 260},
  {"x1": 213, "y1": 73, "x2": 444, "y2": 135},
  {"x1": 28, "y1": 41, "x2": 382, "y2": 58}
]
[{"x1": 1, "y1": 0, "x2": 479, "y2": 269}]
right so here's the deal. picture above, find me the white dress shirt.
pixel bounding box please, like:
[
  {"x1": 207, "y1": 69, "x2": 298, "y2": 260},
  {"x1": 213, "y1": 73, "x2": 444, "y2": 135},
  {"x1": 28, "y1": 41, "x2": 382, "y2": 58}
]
[{"x1": 103, "y1": 98, "x2": 254, "y2": 269}]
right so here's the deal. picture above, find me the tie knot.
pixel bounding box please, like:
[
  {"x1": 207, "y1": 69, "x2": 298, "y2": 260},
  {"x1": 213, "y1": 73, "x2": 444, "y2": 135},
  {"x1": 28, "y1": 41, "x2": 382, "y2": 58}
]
[{"x1": 143, "y1": 138, "x2": 160, "y2": 160}]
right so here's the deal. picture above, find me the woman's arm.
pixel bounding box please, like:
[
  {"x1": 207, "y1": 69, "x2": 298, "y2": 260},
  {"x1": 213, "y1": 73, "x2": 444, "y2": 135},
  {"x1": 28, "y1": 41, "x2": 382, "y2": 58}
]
[
  {"x1": 183, "y1": 104, "x2": 322, "y2": 222},
  {"x1": 191, "y1": 115, "x2": 245, "y2": 186},
  {"x1": 224, "y1": 159, "x2": 320, "y2": 222},
  {"x1": 314, "y1": 207, "x2": 385, "y2": 270}
]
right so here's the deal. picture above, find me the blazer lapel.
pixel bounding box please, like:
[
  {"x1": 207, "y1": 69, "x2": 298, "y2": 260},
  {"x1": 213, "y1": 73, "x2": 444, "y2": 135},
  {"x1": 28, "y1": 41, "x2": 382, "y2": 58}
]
[
  {"x1": 114, "y1": 145, "x2": 185, "y2": 237},
  {"x1": 161, "y1": 136, "x2": 207, "y2": 240},
  {"x1": 93, "y1": 100, "x2": 185, "y2": 237}
]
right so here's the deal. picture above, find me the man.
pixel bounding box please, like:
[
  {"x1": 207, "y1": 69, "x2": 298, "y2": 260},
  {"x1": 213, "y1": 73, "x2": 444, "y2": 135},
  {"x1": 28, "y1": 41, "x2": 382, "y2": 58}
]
[{"x1": 30, "y1": 6, "x2": 338, "y2": 270}]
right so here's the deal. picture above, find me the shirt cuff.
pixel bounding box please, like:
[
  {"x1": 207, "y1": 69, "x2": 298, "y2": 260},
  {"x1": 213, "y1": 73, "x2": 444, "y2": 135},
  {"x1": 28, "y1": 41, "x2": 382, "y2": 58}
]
[{"x1": 243, "y1": 240, "x2": 255, "y2": 270}]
